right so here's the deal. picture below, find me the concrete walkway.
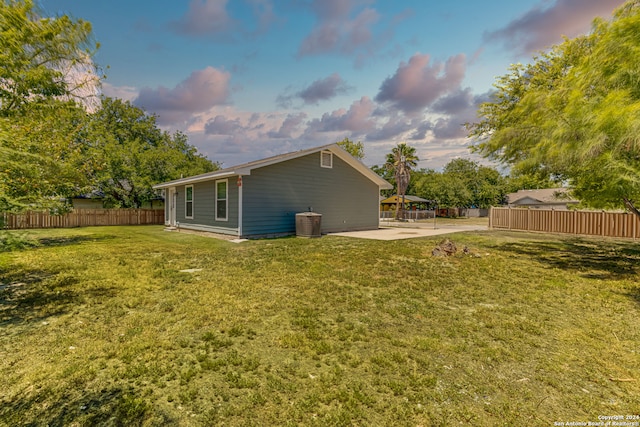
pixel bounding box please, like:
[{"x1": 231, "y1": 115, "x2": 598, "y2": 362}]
[{"x1": 329, "y1": 222, "x2": 488, "y2": 241}]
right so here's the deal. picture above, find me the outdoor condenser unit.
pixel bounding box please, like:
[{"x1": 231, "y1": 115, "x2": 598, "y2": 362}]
[{"x1": 295, "y1": 212, "x2": 322, "y2": 237}]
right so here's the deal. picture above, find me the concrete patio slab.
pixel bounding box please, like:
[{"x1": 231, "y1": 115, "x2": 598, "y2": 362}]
[{"x1": 329, "y1": 224, "x2": 487, "y2": 240}]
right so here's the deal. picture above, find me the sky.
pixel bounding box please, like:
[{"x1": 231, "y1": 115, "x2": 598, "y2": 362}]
[{"x1": 39, "y1": 0, "x2": 626, "y2": 170}]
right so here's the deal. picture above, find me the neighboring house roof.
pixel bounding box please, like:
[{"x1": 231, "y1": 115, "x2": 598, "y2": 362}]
[
  {"x1": 72, "y1": 189, "x2": 105, "y2": 199},
  {"x1": 381, "y1": 195, "x2": 433, "y2": 204},
  {"x1": 153, "y1": 143, "x2": 393, "y2": 190},
  {"x1": 507, "y1": 188, "x2": 578, "y2": 205}
]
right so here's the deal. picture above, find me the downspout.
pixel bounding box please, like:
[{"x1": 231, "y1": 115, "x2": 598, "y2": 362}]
[{"x1": 237, "y1": 175, "x2": 243, "y2": 238}]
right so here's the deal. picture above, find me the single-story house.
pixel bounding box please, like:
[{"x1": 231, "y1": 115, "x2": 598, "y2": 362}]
[
  {"x1": 152, "y1": 143, "x2": 393, "y2": 238},
  {"x1": 507, "y1": 188, "x2": 579, "y2": 210}
]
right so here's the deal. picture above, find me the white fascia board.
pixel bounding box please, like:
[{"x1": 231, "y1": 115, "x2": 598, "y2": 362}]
[{"x1": 152, "y1": 171, "x2": 236, "y2": 189}]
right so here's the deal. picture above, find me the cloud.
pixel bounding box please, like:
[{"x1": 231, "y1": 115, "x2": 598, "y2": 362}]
[
  {"x1": 247, "y1": 0, "x2": 278, "y2": 35},
  {"x1": 277, "y1": 73, "x2": 353, "y2": 107},
  {"x1": 298, "y1": 73, "x2": 353, "y2": 104},
  {"x1": 307, "y1": 96, "x2": 377, "y2": 133},
  {"x1": 484, "y1": 0, "x2": 624, "y2": 55},
  {"x1": 101, "y1": 82, "x2": 138, "y2": 102},
  {"x1": 375, "y1": 53, "x2": 466, "y2": 114},
  {"x1": 297, "y1": 0, "x2": 380, "y2": 57},
  {"x1": 204, "y1": 115, "x2": 244, "y2": 135},
  {"x1": 169, "y1": 0, "x2": 235, "y2": 37},
  {"x1": 267, "y1": 112, "x2": 308, "y2": 138},
  {"x1": 365, "y1": 114, "x2": 414, "y2": 141},
  {"x1": 432, "y1": 88, "x2": 474, "y2": 115},
  {"x1": 430, "y1": 89, "x2": 493, "y2": 140},
  {"x1": 134, "y1": 67, "x2": 231, "y2": 125}
]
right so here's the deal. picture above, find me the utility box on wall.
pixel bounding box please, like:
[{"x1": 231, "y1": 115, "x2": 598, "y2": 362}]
[{"x1": 295, "y1": 212, "x2": 322, "y2": 237}]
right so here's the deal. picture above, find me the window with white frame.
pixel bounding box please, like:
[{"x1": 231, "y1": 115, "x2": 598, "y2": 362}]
[
  {"x1": 216, "y1": 179, "x2": 228, "y2": 221},
  {"x1": 185, "y1": 185, "x2": 193, "y2": 219},
  {"x1": 320, "y1": 150, "x2": 333, "y2": 168}
]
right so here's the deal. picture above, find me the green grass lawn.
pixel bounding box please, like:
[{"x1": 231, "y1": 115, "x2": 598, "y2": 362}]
[{"x1": 1, "y1": 226, "x2": 639, "y2": 426}]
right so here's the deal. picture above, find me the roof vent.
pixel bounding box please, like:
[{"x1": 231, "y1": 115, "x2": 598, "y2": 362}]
[{"x1": 320, "y1": 151, "x2": 333, "y2": 168}]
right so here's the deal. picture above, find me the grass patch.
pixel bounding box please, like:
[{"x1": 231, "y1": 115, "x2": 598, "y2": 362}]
[{"x1": 1, "y1": 225, "x2": 639, "y2": 425}]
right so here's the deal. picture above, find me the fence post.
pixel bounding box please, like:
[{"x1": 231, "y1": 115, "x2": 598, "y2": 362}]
[{"x1": 488, "y1": 207, "x2": 493, "y2": 229}]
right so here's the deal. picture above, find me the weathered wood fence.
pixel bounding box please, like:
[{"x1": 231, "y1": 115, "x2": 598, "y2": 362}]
[
  {"x1": 490, "y1": 207, "x2": 640, "y2": 239},
  {"x1": 1, "y1": 209, "x2": 165, "y2": 230}
]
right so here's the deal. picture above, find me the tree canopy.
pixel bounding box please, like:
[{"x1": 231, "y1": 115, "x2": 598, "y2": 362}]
[
  {"x1": 336, "y1": 137, "x2": 365, "y2": 161},
  {"x1": 0, "y1": 0, "x2": 98, "y2": 115},
  {"x1": 468, "y1": 0, "x2": 640, "y2": 217},
  {"x1": 85, "y1": 98, "x2": 217, "y2": 208},
  {"x1": 413, "y1": 159, "x2": 508, "y2": 209},
  {"x1": 0, "y1": 1, "x2": 217, "y2": 213}
]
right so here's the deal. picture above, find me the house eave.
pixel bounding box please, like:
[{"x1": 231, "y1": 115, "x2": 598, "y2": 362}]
[{"x1": 152, "y1": 171, "x2": 237, "y2": 189}]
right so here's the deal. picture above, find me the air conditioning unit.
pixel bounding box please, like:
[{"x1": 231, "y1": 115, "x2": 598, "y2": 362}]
[{"x1": 295, "y1": 212, "x2": 322, "y2": 237}]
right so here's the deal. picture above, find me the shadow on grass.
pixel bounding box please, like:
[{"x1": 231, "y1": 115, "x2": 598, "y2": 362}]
[
  {"x1": 620, "y1": 286, "x2": 640, "y2": 308},
  {"x1": 0, "y1": 267, "x2": 113, "y2": 326},
  {"x1": 494, "y1": 236, "x2": 640, "y2": 280},
  {"x1": 37, "y1": 234, "x2": 116, "y2": 248},
  {"x1": 2, "y1": 386, "x2": 178, "y2": 427}
]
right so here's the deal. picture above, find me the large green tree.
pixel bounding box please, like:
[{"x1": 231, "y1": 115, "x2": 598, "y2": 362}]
[
  {"x1": 1, "y1": 101, "x2": 92, "y2": 212},
  {"x1": 0, "y1": 0, "x2": 98, "y2": 213},
  {"x1": 413, "y1": 159, "x2": 507, "y2": 208},
  {"x1": 84, "y1": 98, "x2": 218, "y2": 208},
  {"x1": 469, "y1": 0, "x2": 640, "y2": 218},
  {"x1": 0, "y1": 1, "x2": 217, "y2": 213},
  {"x1": 0, "y1": 0, "x2": 97, "y2": 115}
]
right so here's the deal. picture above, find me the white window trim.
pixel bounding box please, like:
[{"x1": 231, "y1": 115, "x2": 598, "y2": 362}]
[
  {"x1": 185, "y1": 185, "x2": 194, "y2": 219},
  {"x1": 215, "y1": 179, "x2": 228, "y2": 222},
  {"x1": 320, "y1": 150, "x2": 333, "y2": 168}
]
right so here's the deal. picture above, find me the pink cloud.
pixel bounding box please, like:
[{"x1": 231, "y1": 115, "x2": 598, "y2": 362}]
[
  {"x1": 204, "y1": 115, "x2": 244, "y2": 135},
  {"x1": 485, "y1": 0, "x2": 624, "y2": 54},
  {"x1": 307, "y1": 96, "x2": 377, "y2": 133},
  {"x1": 277, "y1": 73, "x2": 353, "y2": 107},
  {"x1": 375, "y1": 53, "x2": 466, "y2": 114},
  {"x1": 169, "y1": 0, "x2": 235, "y2": 37},
  {"x1": 267, "y1": 112, "x2": 308, "y2": 138},
  {"x1": 297, "y1": 0, "x2": 380, "y2": 56},
  {"x1": 134, "y1": 67, "x2": 231, "y2": 125}
]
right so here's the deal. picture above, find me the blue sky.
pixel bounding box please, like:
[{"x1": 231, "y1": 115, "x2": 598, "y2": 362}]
[{"x1": 40, "y1": 0, "x2": 626, "y2": 170}]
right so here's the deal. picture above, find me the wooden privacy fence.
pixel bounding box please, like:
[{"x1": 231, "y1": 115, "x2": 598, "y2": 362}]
[
  {"x1": 1, "y1": 209, "x2": 165, "y2": 230},
  {"x1": 490, "y1": 207, "x2": 640, "y2": 239}
]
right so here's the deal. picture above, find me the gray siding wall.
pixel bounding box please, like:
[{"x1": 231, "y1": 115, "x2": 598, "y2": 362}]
[
  {"x1": 241, "y1": 152, "x2": 379, "y2": 237},
  {"x1": 175, "y1": 179, "x2": 238, "y2": 233}
]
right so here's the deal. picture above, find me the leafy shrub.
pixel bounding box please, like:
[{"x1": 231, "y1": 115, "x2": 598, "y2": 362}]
[{"x1": 0, "y1": 230, "x2": 38, "y2": 252}]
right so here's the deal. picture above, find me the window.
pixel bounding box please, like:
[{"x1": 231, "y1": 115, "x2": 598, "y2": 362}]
[
  {"x1": 216, "y1": 179, "x2": 227, "y2": 221},
  {"x1": 320, "y1": 150, "x2": 333, "y2": 168},
  {"x1": 185, "y1": 185, "x2": 193, "y2": 219}
]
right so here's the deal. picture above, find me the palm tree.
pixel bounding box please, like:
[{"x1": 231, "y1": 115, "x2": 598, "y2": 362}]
[{"x1": 384, "y1": 143, "x2": 419, "y2": 220}]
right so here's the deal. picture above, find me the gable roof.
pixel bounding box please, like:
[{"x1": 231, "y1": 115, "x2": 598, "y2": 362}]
[
  {"x1": 153, "y1": 143, "x2": 393, "y2": 190},
  {"x1": 507, "y1": 188, "x2": 578, "y2": 204}
]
